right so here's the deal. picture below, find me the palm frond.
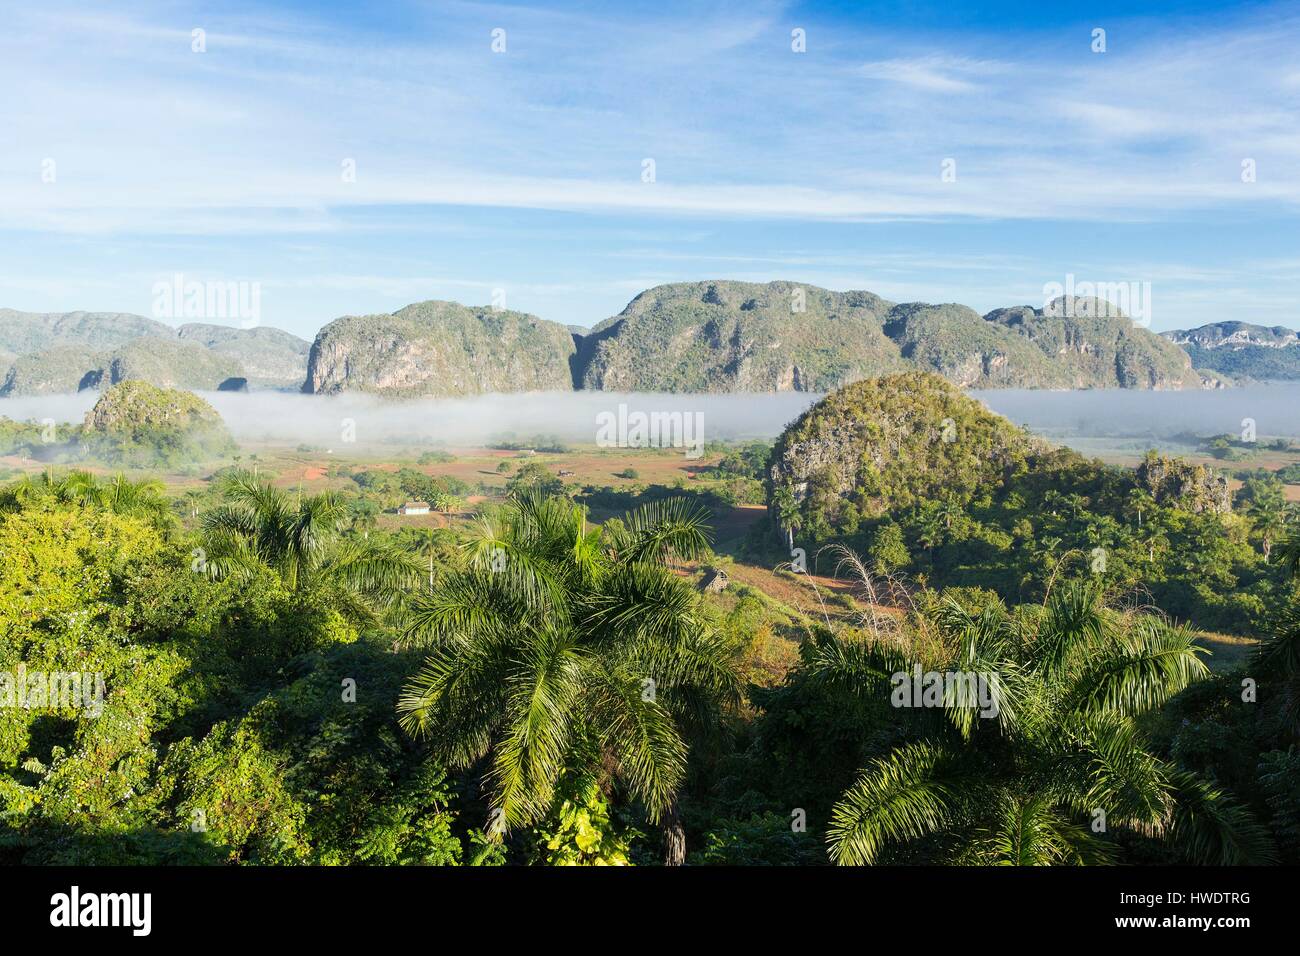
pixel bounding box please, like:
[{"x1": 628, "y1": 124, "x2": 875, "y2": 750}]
[
  {"x1": 805, "y1": 629, "x2": 912, "y2": 699},
  {"x1": 593, "y1": 670, "x2": 688, "y2": 822},
  {"x1": 322, "y1": 537, "x2": 424, "y2": 608},
  {"x1": 1030, "y1": 579, "x2": 1106, "y2": 679},
  {"x1": 620, "y1": 497, "x2": 714, "y2": 565},
  {"x1": 1254, "y1": 599, "x2": 1300, "y2": 678},
  {"x1": 1275, "y1": 533, "x2": 1300, "y2": 580},
  {"x1": 827, "y1": 740, "x2": 968, "y2": 865},
  {"x1": 580, "y1": 562, "x2": 706, "y2": 652},
  {"x1": 397, "y1": 639, "x2": 516, "y2": 764},
  {"x1": 1167, "y1": 769, "x2": 1277, "y2": 865},
  {"x1": 400, "y1": 569, "x2": 526, "y2": 649},
  {"x1": 965, "y1": 796, "x2": 1115, "y2": 866},
  {"x1": 485, "y1": 630, "x2": 588, "y2": 829},
  {"x1": 1066, "y1": 618, "x2": 1209, "y2": 717},
  {"x1": 1061, "y1": 711, "x2": 1174, "y2": 833}
]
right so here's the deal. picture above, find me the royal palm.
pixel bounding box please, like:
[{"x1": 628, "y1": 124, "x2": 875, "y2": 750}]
[
  {"x1": 201, "y1": 469, "x2": 420, "y2": 618},
  {"x1": 397, "y1": 492, "x2": 740, "y2": 864},
  {"x1": 820, "y1": 579, "x2": 1273, "y2": 865}
]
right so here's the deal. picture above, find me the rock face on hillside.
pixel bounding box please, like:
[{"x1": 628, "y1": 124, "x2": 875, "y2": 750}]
[
  {"x1": 108, "y1": 339, "x2": 245, "y2": 391},
  {"x1": 0, "y1": 309, "x2": 312, "y2": 395},
  {"x1": 304, "y1": 300, "x2": 577, "y2": 396},
  {"x1": 1135, "y1": 454, "x2": 1231, "y2": 514},
  {"x1": 10, "y1": 288, "x2": 1277, "y2": 397},
  {"x1": 1, "y1": 346, "x2": 105, "y2": 395},
  {"x1": 575, "y1": 282, "x2": 1203, "y2": 393},
  {"x1": 85, "y1": 380, "x2": 224, "y2": 433},
  {"x1": 885, "y1": 303, "x2": 1051, "y2": 387},
  {"x1": 766, "y1": 372, "x2": 1046, "y2": 543},
  {"x1": 983, "y1": 299, "x2": 1202, "y2": 389},
  {"x1": 1162, "y1": 321, "x2": 1300, "y2": 382},
  {"x1": 577, "y1": 281, "x2": 905, "y2": 392},
  {"x1": 1164, "y1": 322, "x2": 1300, "y2": 350}
]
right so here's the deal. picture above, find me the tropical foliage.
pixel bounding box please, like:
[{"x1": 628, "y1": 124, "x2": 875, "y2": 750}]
[
  {"x1": 1, "y1": 375, "x2": 1297, "y2": 867},
  {"x1": 397, "y1": 493, "x2": 741, "y2": 863},
  {"x1": 817, "y1": 581, "x2": 1272, "y2": 865}
]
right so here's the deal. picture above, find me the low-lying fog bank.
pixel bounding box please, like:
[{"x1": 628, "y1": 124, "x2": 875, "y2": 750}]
[
  {"x1": 3, "y1": 383, "x2": 1296, "y2": 450},
  {"x1": 972, "y1": 383, "x2": 1300, "y2": 440},
  {"x1": 0, "y1": 391, "x2": 824, "y2": 448}
]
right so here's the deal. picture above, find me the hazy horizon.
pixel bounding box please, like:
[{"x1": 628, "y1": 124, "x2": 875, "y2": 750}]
[{"x1": 5, "y1": 383, "x2": 1297, "y2": 453}]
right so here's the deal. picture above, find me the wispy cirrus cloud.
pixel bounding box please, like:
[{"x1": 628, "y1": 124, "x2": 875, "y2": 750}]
[
  {"x1": 4, "y1": 1, "x2": 1299, "y2": 231},
  {"x1": 858, "y1": 55, "x2": 1004, "y2": 93}
]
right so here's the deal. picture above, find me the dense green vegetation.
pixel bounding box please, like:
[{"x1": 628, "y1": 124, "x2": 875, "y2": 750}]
[
  {"x1": 0, "y1": 417, "x2": 50, "y2": 459},
  {"x1": 348, "y1": 467, "x2": 472, "y2": 510},
  {"x1": 1, "y1": 380, "x2": 237, "y2": 468},
  {"x1": 397, "y1": 494, "x2": 738, "y2": 864},
  {"x1": 765, "y1": 373, "x2": 1290, "y2": 634},
  {"x1": 83, "y1": 380, "x2": 237, "y2": 467},
  {"x1": 1, "y1": 374, "x2": 1297, "y2": 867}
]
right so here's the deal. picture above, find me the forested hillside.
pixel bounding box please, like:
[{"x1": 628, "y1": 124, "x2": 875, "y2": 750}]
[{"x1": 766, "y1": 373, "x2": 1281, "y2": 633}]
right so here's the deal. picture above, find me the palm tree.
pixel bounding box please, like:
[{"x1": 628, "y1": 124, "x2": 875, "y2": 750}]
[
  {"x1": 1279, "y1": 532, "x2": 1300, "y2": 581},
  {"x1": 1062, "y1": 493, "x2": 1089, "y2": 527},
  {"x1": 772, "y1": 485, "x2": 801, "y2": 551},
  {"x1": 180, "y1": 489, "x2": 205, "y2": 520},
  {"x1": 1125, "y1": 487, "x2": 1157, "y2": 531},
  {"x1": 431, "y1": 491, "x2": 462, "y2": 515},
  {"x1": 396, "y1": 492, "x2": 741, "y2": 865},
  {"x1": 95, "y1": 473, "x2": 172, "y2": 524},
  {"x1": 915, "y1": 510, "x2": 945, "y2": 562},
  {"x1": 201, "y1": 470, "x2": 421, "y2": 618},
  {"x1": 1, "y1": 469, "x2": 171, "y2": 525},
  {"x1": 346, "y1": 500, "x2": 380, "y2": 537},
  {"x1": 1248, "y1": 496, "x2": 1289, "y2": 563},
  {"x1": 818, "y1": 578, "x2": 1273, "y2": 865},
  {"x1": 405, "y1": 526, "x2": 460, "y2": 591},
  {"x1": 934, "y1": 496, "x2": 964, "y2": 533}
]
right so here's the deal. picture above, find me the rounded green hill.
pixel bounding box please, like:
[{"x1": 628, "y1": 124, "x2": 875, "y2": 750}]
[
  {"x1": 767, "y1": 371, "x2": 1045, "y2": 542},
  {"x1": 84, "y1": 380, "x2": 235, "y2": 465}
]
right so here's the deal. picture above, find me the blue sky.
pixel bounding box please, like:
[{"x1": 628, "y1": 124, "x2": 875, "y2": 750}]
[{"x1": 2, "y1": 0, "x2": 1298, "y2": 337}]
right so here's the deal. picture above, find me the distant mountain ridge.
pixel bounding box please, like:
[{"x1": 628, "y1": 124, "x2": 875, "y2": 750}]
[
  {"x1": 300, "y1": 281, "x2": 1212, "y2": 397},
  {"x1": 0, "y1": 308, "x2": 173, "y2": 354},
  {"x1": 0, "y1": 309, "x2": 311, "y2": 396},
  {"x1": 1161, "y1": 321, "x2": 1300, "y2": 381},
  {"x1": 573, "y1": 281, "x2": 1205, "y2": 393},
  {"x1": 8, "y1": 288, "x2": 1296, "y2": 397},
  {"x1": 1162, "y1": 321, "x2": 1300, "y2": 350},
  {"x1": 575, "y1": 282, "x2": 905, "y2": 392}
]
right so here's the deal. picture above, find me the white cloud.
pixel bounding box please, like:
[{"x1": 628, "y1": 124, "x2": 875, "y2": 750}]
[
  {"x1": 858, "y1": 56, "x2": 1002, "y2": 93},
  {"x1": 2, "y1": 3, "x2": 1298, "y2": 235}
]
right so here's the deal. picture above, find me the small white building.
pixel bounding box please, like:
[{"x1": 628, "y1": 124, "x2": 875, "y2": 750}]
[{"x1": 398, "y1": 501, "x2": 431, "y2": 516}]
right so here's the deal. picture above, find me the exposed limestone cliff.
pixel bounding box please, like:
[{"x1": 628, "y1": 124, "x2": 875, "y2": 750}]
[{"x1": 305, "y1": 300, "x2": 576, "y2": 396}]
